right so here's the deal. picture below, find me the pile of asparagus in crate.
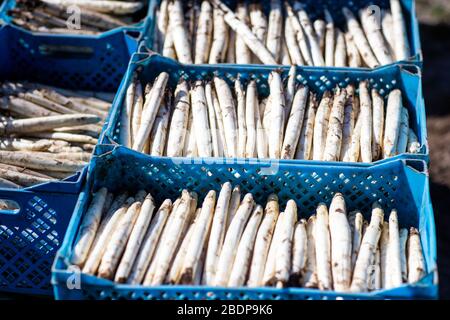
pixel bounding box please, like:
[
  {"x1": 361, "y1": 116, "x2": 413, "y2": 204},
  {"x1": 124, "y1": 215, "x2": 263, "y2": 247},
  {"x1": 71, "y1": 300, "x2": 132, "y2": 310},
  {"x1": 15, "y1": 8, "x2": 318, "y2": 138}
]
[
  {"x1": 0, "y1": 81, "x2": 112, "y2": 188},
  {"x1": 71, "y1": 184, "x2": 426, "y2": 292},
  {"x1": 7, "y1": 0, "x2": 146, "y2": 34},
  {"x1": 120, "y1": 67, "x2": 420, "y2": 162},
  {"x1": 154, "y1": 0, "x2": 411, "y2": 67}
]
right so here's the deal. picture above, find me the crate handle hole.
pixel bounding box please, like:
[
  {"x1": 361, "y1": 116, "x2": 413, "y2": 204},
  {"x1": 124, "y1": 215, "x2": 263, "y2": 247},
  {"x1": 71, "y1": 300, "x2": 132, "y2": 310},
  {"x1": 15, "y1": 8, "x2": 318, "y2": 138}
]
[
  {"x1": 0, "y1": 199, "x2": 20, "y2": 215},
  {"x1": 38, "y1": 44, "x2": 94, "y2": 59}
]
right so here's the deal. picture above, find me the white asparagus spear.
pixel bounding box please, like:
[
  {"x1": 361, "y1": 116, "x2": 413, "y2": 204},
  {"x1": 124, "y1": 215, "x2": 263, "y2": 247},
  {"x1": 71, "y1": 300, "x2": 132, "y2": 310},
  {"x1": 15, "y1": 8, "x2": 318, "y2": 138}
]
[
  {"x1": 70, "y1": 187, "x2": 108, "y2": 266},
  {"x1": 166, "y1": 80, "x2": 190, "y2": 157},
  {"x1": 226, "y1": 185, "x2": 241, "y2": 232},
  {"x1": 372, "y1": 89, "x2": 385, "y2": 161},
  {"x1": 115, "y1": 193, "x2": 155, "y2": 283},
  {"x1": 26, "y1": 132, "x2": 97, "y2": 145},
  {"x1": 350, "y1": 202, "x2": 384, "y2": 292},
  {"x1": 256, "y1": 97, "x2": 268, "y2": 158},
  {"x1": 212, "y1": 1, "x2": 277, "y2": 65},
  {"x1": 334, "y1": 29, "x2": 347, "y2": 67},
  {"x1": 162, "y1": 21, "x2": 177, "y2": 59},
  {"x1": 315, "y1": 203, "x2": 332, "y2": 290},
  {"x1": 290, "y1": 219, "x2": 307, "y2": 285},
  {"x1": 284, "y1": 17, "x2": 304, "y2": 66},
  {"x1": 312, "y1": 91, "x2": 332, "y2": 160},
  {"x1": 205, "y1": 82, "x2": 221, "y2": 157},
  {"x1": 360, "y1": 7, "x2": 393, "y2": 65},
  {"x1": 340, "y1": 85, "x2": 356, "y2": 161},
  {"x1": 324, "y1": 9, "x2": 335, "y2": 67},
  {"x1": 281, "y1": 86, "x2": 309, "y2": 159},
  {"x1": 127, "y1": 199, "x2": 172, "y2": 284},
  {"x1": 266, "y1": 0, "x2": 283, "y2": 62},
  {"x1": 407, "y1": 227, "x2": 426, "y2": 283},
  {"x1": 268, "y1": 71, "x2": 285, "y2": 159},
  {"x1": 379, "y1": 221, "x2": 389, "y2": 288},
  {"x1": 191, "y1": 81, "x2": 212, "y2": 157},
  {"x1": 210, "y1": 82, "x2": 227, "y2": 157},
  {"x1": 262, "y1": 207, "x2": 285, "y2": 286},
  {"x1": 247, "y1": 194, "x2": 279, "y2": 287},
  {"x1": 244, "y1": 80, "x2": 256, "y2": 158},
  {"x1": 295, "y1": 4, "x2": 324, "y2": 66},
  {"x1": 228, "y1": 205, "x2": 263, "y2": 287},
  {"x1": 383, "y1": 89, "x2": 403, "y2": 158},
  {"x1": 130, "y1": 81, "x2": 144, "y2": 145},
  {"x1": 342, "y1": 7, "x2": 379, "y2": 68},
  {"x1": 82, "y1": 196, "x2": 133, "y2": 275},
  {"x1": 407, "y1": 129, "x2": 420, "y2": 154},
  {"x1": 204, "y1": 183, "x2": 232, "y2": 285},
  {"x1": 209, "y1": 7, "x2": 229, "y2": 63},
  {"x1": 386, "y1": 209, "x2": 402, "y2": 288},
  {"x1": 119, "y1": 80, "x2": 134, "y2": 147},
  {"x1": 275, "y1": 201, "x2": 297, "y2": 288},
  {"x1": 235, "y1": 2, "x2": 252, "y2": 64},
  {"x1": 285, "y1": 2, "x2": 313, "y2": 66},
  {"x1": 183, "y1": 110, "x2": 198, "y2": 157},
  {"x1": 345, "y1": 31, "x2": 362, "y2": 68},
  {"x1": 359, "y1": 81, "x2": 372, "y2": 163},
  {"x1": 295, "y1": 94, "x2": 317, "y2": 160},
  {"x1": 132, "y1": 72, "x2": 169, "y2": 152},
  {"x1": 396, "y1": 107, "x2": 409, "y2": 155},
  {"x1": 343, "y1": 107, "x2": 362, "y2": 162},
  {"x1": 329, "y1": 193, "x2": 352, "y2": 292},
  {"x1": 195, "y1": 1, "x2": 213, "y2": 64},
  {"x1": 303, "y1": 215, "x2": 318, "y2": 287},
  {"x1": 381, "y1": 10, "x2": 395, "y2": 58},
  {"x1": 0, "y1": 114, "x2": 100, "y2": 134},
  {"x1": 149, "y1": 100, "x2": 170, "y2": 156},
  {"x1": 284, "y1": 65, "x2": 296, "y2": 127},
  {"x1": 155, "y1": 0, "x2": 169, "y2": 52},
  {"x1": 167, "y1": 212, "x2": 198, "y2": 284},
  {"x1": 169, "y1": 0, "x2": 192, "y2": 64},
  {"x1": 236, "y1": 79, "x2": 247, "y2": 158},
  {"x1": 0, "y1": 137, "x2": 53, "y2": 152},
  {"x1": 399, "y1": 228, "x2": 409, "y2": 283},
  {"x1": 314, "y1": 19, "x2": 326, "y2": 56},
  {"x1": 149, "y1": 190, "x2": 192, "y2": 285},
  {"x1": 214, "y1": 77, "x2": 238, "y2": 157},
  {"x1": 390, "y1": 0, "x2": 410, "y2": 61},
  {"x1": 98, "y1": 200, "x2": 142, "y2": 279},
  {"x1": 180, "y1": 191, "x2": 216, "y2": 284},
  {"x1": 214, "y1": 193, "x2": 254, "y2": 286},
  {"x1": 323, "y1": 88, "x2": 347, "y2": 161},
  {"x1": 226, "y1": 30, "x2": 236, "y2": 64},
  {"x1": 349, "y1": 210, "x2": 364, "y2": 270}
]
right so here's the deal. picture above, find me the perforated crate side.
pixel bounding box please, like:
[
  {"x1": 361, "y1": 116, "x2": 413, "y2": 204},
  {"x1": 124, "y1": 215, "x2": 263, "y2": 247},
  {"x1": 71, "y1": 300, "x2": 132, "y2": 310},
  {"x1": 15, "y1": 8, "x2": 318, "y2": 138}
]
[
  {"x1": 0, "y1": 190, "x2": 78, "y2": 295},
  {"x1": 52, "y1": 146, "x2": 437, "y2": 300}
]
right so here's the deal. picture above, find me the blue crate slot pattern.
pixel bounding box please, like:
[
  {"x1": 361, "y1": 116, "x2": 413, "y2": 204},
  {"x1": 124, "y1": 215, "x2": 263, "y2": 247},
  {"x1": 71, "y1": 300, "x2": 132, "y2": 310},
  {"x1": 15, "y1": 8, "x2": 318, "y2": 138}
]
[
  {"x1": 143, "y1": 0, "x2": 422, "y2": 66},
  {"x1": 1, "y1": 191, "x2": 78, "y2": 295},
  {"x1": 102, "y1": 54, "x2": 428, "y2": 165},
  {"x1": 51, "y1": 146, "x2": 437, "y2": 300}
]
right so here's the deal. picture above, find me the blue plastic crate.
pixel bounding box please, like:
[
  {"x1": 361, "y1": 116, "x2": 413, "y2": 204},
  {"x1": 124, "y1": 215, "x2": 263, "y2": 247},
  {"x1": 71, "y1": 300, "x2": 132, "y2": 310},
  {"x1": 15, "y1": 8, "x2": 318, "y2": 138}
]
[
  {"x1": 101, "y1": 52, "x2": 429, "y2": 166},
  {"x1": 0, "y1": 0, "x2": 151, "y2": 44},
  {"x1": 0, "y1": 22, "x2": 137, "y2": 295},
  {"x1": 142, "y1": 0, "x2": 422, "y2": 68},
  {"x1": 51, "y1": 145, "x2": 437, "y2": 300}
]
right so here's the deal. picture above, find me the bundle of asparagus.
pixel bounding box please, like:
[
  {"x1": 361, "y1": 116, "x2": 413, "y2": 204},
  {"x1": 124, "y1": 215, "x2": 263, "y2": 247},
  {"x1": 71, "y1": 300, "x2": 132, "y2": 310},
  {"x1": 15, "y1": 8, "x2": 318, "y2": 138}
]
[
  {"x1": 8, "y1": 0, "x2": 145, "y2": 35},
  {"x1": 71, "y1": 185, "x2": 426, "y2": 292},
  {"x1": 120, "y1": 67, "x2": 420, "y2": 162},
  {"x1": 154, "y1": 0, "x2": 411, "y2": 67},
  {"x1": 0, "y1": 81, "x2": 112, "y2": 188}
]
